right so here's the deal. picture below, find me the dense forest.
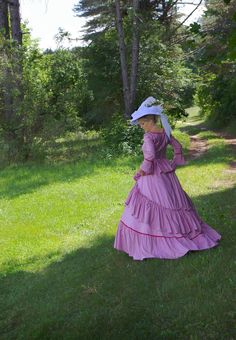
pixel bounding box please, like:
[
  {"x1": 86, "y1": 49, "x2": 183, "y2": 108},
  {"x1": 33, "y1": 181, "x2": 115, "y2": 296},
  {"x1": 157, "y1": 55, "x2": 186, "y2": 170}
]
[{"x1": 0, "y1": 0, "x2": 235, "y2": 163}]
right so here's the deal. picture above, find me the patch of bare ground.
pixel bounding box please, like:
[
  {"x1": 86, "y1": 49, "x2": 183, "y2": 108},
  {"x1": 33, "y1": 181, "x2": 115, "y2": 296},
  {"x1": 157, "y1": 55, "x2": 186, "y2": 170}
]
[
  {"x1": 186, "y1": 128, "x2": 236, "y2": 191},
  {"x1": 186, "y1": 135, "x2": 208, "y2": 161}
]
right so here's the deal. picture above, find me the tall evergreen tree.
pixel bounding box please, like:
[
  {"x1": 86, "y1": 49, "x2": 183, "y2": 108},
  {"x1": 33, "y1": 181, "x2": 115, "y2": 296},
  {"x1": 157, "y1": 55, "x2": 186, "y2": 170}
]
[{"x1": 74, "y1": 0, "x2": 181, "y2": 117}]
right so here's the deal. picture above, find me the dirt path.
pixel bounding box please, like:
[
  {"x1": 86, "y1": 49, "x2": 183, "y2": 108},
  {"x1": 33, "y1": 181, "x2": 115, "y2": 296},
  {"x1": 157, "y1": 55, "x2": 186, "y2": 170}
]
[
  {"x1": 186, "y1": 129, "x2": 236, "y2": 175},
  {"x1": 186, "y1": 135, "x2": 208, "y2": 161}
]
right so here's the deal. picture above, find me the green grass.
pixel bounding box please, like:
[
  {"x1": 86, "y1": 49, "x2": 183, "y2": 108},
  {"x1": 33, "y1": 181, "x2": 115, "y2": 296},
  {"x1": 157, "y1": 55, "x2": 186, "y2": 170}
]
[{"x1": 0, "y1": 109, "x2": 235, "y2": 339}]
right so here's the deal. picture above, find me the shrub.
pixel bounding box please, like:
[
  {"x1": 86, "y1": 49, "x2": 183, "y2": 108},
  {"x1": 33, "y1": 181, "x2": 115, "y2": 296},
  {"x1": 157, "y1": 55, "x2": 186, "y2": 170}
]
[{"x1": 101, "y1": 112, "x2": 144, "y2": 156}]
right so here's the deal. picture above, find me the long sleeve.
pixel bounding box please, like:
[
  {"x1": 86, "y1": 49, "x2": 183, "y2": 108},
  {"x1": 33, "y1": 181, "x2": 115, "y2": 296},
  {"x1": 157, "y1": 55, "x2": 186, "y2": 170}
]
[
  {"x1": 169, "y1": 134, "x2": 186, "y2": 169},
  {"x1": 139, "y1": 134, "x2": 156, "y2": 175}
]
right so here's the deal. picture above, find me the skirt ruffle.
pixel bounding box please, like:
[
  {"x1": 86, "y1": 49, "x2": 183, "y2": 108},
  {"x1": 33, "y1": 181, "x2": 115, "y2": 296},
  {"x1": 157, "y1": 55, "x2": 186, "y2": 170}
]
[
  {"x1": 114, "y1": 220, "x2": 221, "y2": 260},
  {"x1": 125, "y1": 183, "x2": 203, "y2": 238},
  {"x1": 114, "y1": 164, "x2": 221, "y2": 260}
]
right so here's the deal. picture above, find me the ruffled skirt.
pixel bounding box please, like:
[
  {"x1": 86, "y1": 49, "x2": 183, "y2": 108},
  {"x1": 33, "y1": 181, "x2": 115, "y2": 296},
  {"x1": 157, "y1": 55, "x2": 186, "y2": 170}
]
[{"x1": 114, "y1": 167, "x2": 221, "y2": 260}]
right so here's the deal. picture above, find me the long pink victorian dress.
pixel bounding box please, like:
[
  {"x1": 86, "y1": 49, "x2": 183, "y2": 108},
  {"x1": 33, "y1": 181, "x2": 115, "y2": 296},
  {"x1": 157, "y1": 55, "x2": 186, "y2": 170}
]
[{"x1": 114, "y1": 130, "x2": 221, "y2": 260}]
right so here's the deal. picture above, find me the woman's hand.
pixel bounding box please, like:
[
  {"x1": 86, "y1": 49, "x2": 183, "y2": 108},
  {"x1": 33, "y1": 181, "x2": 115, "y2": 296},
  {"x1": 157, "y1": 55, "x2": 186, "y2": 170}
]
[
  {"x1": 133, "y1": 169, "x2": 146, "y2": 181},
  {"x1": 139, "y1": 169, "x2": 146, "y2": 176}
]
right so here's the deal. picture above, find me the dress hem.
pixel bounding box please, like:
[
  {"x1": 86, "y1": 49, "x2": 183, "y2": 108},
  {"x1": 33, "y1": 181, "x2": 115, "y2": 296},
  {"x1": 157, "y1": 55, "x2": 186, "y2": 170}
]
[{"x1": 114, "y1": 220, "x2": 221, "y2": 261}]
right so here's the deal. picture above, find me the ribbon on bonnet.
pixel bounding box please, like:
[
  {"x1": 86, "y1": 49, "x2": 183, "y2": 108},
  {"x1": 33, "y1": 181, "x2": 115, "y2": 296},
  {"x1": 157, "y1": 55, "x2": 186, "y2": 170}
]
[{"x1": 130, "y1": 96, "x2": 172, "y2": 139}]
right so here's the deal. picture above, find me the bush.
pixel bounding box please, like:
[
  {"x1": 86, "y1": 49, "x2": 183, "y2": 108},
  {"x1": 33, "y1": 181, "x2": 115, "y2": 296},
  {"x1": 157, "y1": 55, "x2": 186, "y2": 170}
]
[
  {"x1": 101, "y1": 108, "x2": 190, "y2": 157},
  {"x1": 101, "y1": 112, "x2": 144, "y2": 156},
  {"x1": 194, "y1": 72, "x2": 236, "y2": 127}
]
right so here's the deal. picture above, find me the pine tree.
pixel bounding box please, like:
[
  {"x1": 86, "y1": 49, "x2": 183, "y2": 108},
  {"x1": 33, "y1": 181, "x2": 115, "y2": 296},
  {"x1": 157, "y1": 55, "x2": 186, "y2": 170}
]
[{"x1": 74, "y1": 0, "x2": 180, "y2": 117}]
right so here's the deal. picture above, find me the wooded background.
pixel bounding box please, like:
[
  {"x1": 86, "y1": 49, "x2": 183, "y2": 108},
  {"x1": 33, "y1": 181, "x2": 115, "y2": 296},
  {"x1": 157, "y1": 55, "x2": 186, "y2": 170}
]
[{"x1": 0, "y1": 0, "x2": 235, "y2": 162}]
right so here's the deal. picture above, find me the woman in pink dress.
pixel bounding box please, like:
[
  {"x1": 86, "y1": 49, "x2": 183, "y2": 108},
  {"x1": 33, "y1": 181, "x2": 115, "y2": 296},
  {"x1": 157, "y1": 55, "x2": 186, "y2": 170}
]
[{"x1": 114, "y1": 97, "x2": 221, "y2": 260}]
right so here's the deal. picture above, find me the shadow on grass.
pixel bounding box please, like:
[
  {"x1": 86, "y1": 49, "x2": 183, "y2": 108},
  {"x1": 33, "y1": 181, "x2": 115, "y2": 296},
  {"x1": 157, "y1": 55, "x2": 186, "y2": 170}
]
[
  {"x1": 0, "y1": 150, "x2": 142, "y2": 200},
  {"x1": 0, "y1": 121, "x2": 234, "y2": 201},
  {"x1": 0, "y1": 142, "x2": 234, "y2": 202},
  {"x1": 179, "y1": 119, "x2": 212, "y2": 136},
  {"x1": 44, "y1": 138, "x2": 103, "y2": 163},
  {"x1": 0, "y1": 186, "x2": 235, "y2": 339}
]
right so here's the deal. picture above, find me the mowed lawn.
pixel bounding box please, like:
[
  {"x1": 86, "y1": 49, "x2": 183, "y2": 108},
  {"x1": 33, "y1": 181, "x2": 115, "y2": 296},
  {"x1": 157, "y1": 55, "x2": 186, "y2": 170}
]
[{"x1": 0, "y1": 110, "x2": 235, "y2": 339}]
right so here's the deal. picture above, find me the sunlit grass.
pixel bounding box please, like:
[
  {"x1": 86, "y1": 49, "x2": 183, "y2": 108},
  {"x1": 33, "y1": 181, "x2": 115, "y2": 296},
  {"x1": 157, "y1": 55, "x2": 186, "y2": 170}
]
[{"x1": 0, "y1": 110, "x2": 235, "y2": 339}]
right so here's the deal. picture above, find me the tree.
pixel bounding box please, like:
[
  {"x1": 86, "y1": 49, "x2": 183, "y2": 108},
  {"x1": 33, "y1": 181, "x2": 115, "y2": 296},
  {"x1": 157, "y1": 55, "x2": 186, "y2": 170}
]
[
  {"x1": 74, "y1": 0, "x2": 196, "y2": 118},
  {"x1": 0, "y1": 0, "x2": 22, "y2": 43},
  {"x1": 9, "y1": 0, "x2": 22, "y2": 44},
  {"x1": 0, "y1": 0, "x2": 23, "y2": 158},
  {"x1": 191, "y1": 0, "x2": 236, "y2": 125},
  {"x1": 0, "y1": 0, "x2": 10, "y2": 39}
]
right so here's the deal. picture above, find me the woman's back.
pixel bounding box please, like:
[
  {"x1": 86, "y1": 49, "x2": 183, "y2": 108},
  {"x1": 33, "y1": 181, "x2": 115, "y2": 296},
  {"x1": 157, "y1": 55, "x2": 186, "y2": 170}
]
[{"x1": 141, "y1": 131, "x2": 186, "y2": 174}]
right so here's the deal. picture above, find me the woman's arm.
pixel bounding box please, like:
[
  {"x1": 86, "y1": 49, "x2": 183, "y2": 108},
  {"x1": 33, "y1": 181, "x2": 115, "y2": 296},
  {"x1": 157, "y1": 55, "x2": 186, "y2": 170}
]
[
  {"x1": 139, "y1": 134, "x2": 156, "y2": 175},
  {"x1": 169, "y1": 134, "x2": 186, "y2": 169}
]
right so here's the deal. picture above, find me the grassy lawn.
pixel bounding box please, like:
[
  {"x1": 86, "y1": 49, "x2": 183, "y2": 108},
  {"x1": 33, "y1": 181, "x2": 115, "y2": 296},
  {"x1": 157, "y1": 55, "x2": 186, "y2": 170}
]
[{"x1": 0, "y1": 108, "x2": 235, "y2": 339}]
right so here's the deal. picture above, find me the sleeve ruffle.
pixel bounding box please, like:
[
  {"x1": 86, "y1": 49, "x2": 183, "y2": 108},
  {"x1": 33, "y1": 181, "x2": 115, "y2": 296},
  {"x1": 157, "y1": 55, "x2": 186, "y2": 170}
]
[{"x1": 169, "y1": 135, "x2": 186, "y2": 170}]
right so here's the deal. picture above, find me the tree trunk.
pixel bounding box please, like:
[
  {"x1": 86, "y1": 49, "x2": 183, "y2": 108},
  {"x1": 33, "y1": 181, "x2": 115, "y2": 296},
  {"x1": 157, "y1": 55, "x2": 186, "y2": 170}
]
[
  {"x1": 115, "y1": 0, "x2": 131, "y2": 118},
  {"x1": 9, "y1": 0, "x2": 22, "y2": 44},
  {"x1": 0, "y1": 0, "x2": 10, "y2": 38},
  {"x1": 130, "y1": 0, "x2": 140, "y2": 113},
  {"x1": 115, "y1": 0, "x2": 141, "y2": 118},
  {"x1": 0, "y1": 0, "x2": 23, "y2": 160},
  {"x1": 0, "y1": 1, "x2": 13, "y2": 123}
]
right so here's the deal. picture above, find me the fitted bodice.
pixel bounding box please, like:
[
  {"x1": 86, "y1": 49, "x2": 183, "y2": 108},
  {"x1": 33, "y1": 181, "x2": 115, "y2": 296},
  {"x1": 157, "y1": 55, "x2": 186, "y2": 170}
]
[
  {"x1": 135, "y1": 131, "x2": 186, "y2": 179},
  {"x1": 142, "y1": 131, "x2": 169, "y2": 160}
]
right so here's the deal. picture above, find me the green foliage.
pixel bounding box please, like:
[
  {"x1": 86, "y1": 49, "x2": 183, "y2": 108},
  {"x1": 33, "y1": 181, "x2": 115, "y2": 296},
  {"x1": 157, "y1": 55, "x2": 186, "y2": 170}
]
[
  {"x1": 21, "y1": 46, "x2": 93, "y2": 136},
  {"x1": 79, "y1": 20, "x2": 193, "y2": 129},
  {"x1": 100, "y1": 108, "x2": 189, "y2": 158},
  {"x1": 194, "y1": 73, "x2": 218, "y2": 118},
  {"x1": 101, "y1": 112, "x2": 143, "y2": 155},
  {"x1": 79, "y1": 29, "x2": 121, "y2": 129},
  {"x1": 137, "y1": 23, "x2": 195, "y2": 118},
  {"x1": 72, "y1": 1, "x2": 196, "y2": 129},
  {"x1": 0, "y1": 3, "x2": 211, "y2": 164},
  {"x1": 0, "y1": 26, "x2": 94, "y2": 162},
  {"x1": 43, "y1": 49, "x2": 92, "y2": 131},
  {"x1": 73, "y1": 0, "x2": 115, "y2": 41},
  {"x1": 189, "y1": 22, "x2": 201, "y2": 34},
  {"x1": 192, "y1": 0, "x2": 236, "y2": 126}
]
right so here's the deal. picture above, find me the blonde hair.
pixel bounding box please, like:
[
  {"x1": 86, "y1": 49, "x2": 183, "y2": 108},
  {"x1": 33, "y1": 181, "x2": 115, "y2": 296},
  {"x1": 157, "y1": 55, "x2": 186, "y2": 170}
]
[{"x1": 140, "y1": 114, "x2": 160, "y2": 124}]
